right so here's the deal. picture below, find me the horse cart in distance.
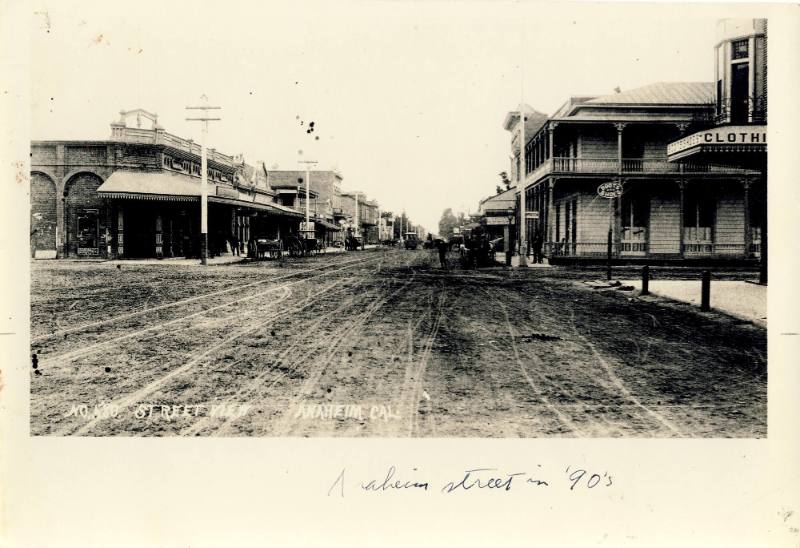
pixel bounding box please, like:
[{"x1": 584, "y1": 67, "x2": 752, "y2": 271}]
[
  {"x1": 286, "y1": 233, "x2": 322, "y2": 257},
  {"x1": 404, "y1": 232, "x2": 419, "y2": 250},
  {"x1": 251, "y1": 238, "x2": 282, "y2": 259}
]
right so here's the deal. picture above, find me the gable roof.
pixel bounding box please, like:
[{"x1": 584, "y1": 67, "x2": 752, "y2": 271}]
[
  {"x1": 503, "y1": 104, "x2": 549, "y2": 132},
  {"x1": 585, "y1": 82, "x2": 714, "y2": 106},
  {"x1": 479, "y1": 187, "x2": 517, "y2": 213}
]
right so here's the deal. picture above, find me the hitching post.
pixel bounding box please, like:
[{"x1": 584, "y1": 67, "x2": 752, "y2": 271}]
[
  {"x1": 641, "y1": 265, "x2": 649, "y2": 295},
  {"x1": 186, "y1": 97, "x2": 221, "y2": 266},
  {"x1": 701, "y1": 271, "x2": 711, "y2": 311}
]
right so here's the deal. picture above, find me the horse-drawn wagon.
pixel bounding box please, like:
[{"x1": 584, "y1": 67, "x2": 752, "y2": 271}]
[
  {"x1": 248, "y1": 238, "x2": 283, "y2": 259},
  {"x1": 285, "y1": 234, "x2": 324, "y2": 257}
]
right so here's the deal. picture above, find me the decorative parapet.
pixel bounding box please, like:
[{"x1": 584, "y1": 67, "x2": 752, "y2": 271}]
[{"x1": 109, "y1": 125, "x2": 235, "y2": 167}]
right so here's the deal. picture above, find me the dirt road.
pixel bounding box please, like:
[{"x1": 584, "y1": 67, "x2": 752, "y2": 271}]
[{"x1": 30, "y1": 249, "x2": 766, "y2": 437}]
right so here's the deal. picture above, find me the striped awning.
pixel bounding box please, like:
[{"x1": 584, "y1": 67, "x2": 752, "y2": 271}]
[
  {"x1": 98, "y1": 170, "x2": 304, "y2": 217},
  {"x1": 315, "y1": 219, "x2": 342, "y2": 231},
  {"x1": 98, "y1": 170, "x2": 202, "y2": 200}
]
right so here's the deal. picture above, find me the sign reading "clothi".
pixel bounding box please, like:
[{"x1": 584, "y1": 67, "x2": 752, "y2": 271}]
[
  {"x1": 702, "y1": 129, "x2": 767, "y2": 144},
  {"x1": 667, "y1": 125, "x2": 767, "y2": 155}
]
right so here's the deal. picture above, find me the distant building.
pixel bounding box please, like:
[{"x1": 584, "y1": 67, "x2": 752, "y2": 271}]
[
  {"x1": 339, "y1": 191, "x2": 379, "y2": 243},
  {"x1": 361, "y1": 200, "x2": 380, "y2": 244},
  {"x1": 478, "y1": 188, "x2": 516, "y2": 252},
  {"x1": 266, "y1": 170, "x2": 344, "y2": 245},
  {"x1": 378, "y1": 212, "x2": 395, "y2": 242}
]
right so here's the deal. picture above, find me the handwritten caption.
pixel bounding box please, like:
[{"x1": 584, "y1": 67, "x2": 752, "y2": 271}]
[{"x1": 328, "y1": 465, "x2": 614, "y2": 497}]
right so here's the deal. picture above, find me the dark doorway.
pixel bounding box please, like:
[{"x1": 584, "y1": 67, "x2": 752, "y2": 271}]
[{"x1": 731, "y1": 63, "x2": 750, "y2": 124}]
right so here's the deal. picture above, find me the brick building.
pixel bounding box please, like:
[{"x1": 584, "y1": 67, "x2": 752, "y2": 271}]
[
  {"x1": 361, "y1": 200, "x2": 380, "y2": 244},
  {"x1": 339, "y1": 191, "x2": 379, "y2": 244},
  {"x1": 30, "y1": 109, "x2": 302, "y2": 259}
]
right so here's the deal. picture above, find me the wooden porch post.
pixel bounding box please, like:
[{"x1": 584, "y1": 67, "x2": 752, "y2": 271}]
[
  {"x1": 547, "y1": 178, "x2": 556, "y2": 254},
  {"x1": 615, "y1": 179, "x2": 623, "y2": 257},
  {"x1": 615, "y1": 123, "x2": 625, "y2": 171},
  {"x1": 117, "y1": 207, "x2": 124, "y2": 259},
  {"x1": 678, "y1": 179, "x2": 686, "y2": 257},
  {"x1": 536, "y1": 186, "x2": 542, "y2": 234},
  {"x1": 155, "y1": 213, "x2": 163, "y2": 258},
  {"x1": 742, "y1": 177, "x2": 752, "y2": 258},
  {"x1": 614, "y1": 123, "x2": 626, "y2": 258}
]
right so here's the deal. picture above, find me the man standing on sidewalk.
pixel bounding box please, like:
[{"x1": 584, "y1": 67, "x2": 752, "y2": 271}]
[
  {"x1": 532, "y1": 228, "x2": 543, "y2": 264},
  {"x1": 437, "y1": 238, "x2": 448, "y2": 270}
]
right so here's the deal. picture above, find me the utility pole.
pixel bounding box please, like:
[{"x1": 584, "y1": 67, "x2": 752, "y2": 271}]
[
  {"x1": 186, "y1": 96, "x2": 221, "y2": 266},
  {"x1": 518, "y1": 23, "x2": 528, "y2": 268},
  {"x1": 299, "y1": 160, "x2": 317, "y2": 239},
  {"x1": 355, "y1": 192, "x2": 360, "y2": 241},
  {"x1": 518, "y1": 105, "x2": 527, "y2": 267}
]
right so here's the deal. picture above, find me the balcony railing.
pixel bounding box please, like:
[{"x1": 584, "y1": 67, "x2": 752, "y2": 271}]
[
  {"x1": 543, "y1": 229, "x2": 760, "y2": 259},
  {"x1": 525, "y1": 157, "x2": 759, "y2": 182},
  {"x1": 713, "y1": 97, "x2": 767, "y2": 126},
  {"x1": 110, "y1": 125, "x2": 235, "y2": 167}
]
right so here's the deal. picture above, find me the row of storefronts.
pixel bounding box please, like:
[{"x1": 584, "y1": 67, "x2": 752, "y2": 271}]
[
  {"x1": 29, "y1": 109, "x2": 381, "y2": 259},
  {"x1": 480, "y1": 18, "x2": 767, "y2": 266}
]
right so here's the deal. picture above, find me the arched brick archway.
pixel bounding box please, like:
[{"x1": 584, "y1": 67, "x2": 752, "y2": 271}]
[
  {"x1": 63, "y1": 171, "x2": 108, "y2": 257},
  {"x1": 30, "y1": 172, "x2": 58, "y2": 257}
]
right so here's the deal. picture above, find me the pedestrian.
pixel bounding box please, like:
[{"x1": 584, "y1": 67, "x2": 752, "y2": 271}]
[
  {"x1": 229, "y1": 233, "x2": 240, "y2": 256},
  {"x1": 532, "y1": 228, "x2": 543, "y2": 264},
  {"x1": 437, "y1": 239, "x2": 448, "y2": 270}
]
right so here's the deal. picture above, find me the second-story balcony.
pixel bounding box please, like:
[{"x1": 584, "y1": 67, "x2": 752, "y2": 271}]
[
  {"x1": 526, "y1": 157, "x2": 760, "y2": 184},
  {"x1": 110, "y1": 124, "x2": 235, "y2": 167}
]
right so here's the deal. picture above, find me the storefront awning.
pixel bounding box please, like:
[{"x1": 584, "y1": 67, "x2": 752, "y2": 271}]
[
  {"x1": 479, "y1": 188, "x2": 517, "y2": 215},
  {"x1": 266, "y1": 202, "x2": 304, "y2": 218},
  {"x1": 97, "y1": 170, "x2": 201, "y2": 201},
  {"x1": 315, "y1": 219, "x2": 342, "y2": 231},
  {"x1": 209, "y1": 195, "x2": 302, "y2": 218},
  {"x1": 667, "y1": 125, "x2": 767, "y2": 169},
  {"x1": 97, "y1": 170, "x2": 304, "y2": 217}
]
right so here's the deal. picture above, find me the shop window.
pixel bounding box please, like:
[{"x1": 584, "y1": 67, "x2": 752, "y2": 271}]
[
  {"x1": 621, "y1": 194, "x2": 648, "y2": 228},
  {"x1": 571, "y1": 199, "x2": 577, "y2": 242},
  {"x1": 77, "y1": 209, "x2": 99, "y2": 253},
  {"x1": 555, "y1": 203, "x2": 561, "y2": 242},
  {"x1": 684, "y1": 192, "x2": 715, "y2": 228},
  {"x1": 732, "y1": 39, "x2": 749, "y2": 60}
]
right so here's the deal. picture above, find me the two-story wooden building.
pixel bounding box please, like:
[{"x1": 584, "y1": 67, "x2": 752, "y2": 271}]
[
  {"x1": 30, "y1": 109, "x2": 303, "y2": 259},
  {"x1": 507, "y1": 81, "x2": 763, "y2": 264}
]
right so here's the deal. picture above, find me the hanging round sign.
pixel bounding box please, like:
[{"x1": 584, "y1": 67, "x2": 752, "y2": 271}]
[{"x1": 597, "y1": 181, "x2": 623, "y2": 199}]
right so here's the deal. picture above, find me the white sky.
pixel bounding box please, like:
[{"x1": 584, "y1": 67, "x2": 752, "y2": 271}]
[{"x1": 30, "y1": 1, "x2": 731, "y2": 233}]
